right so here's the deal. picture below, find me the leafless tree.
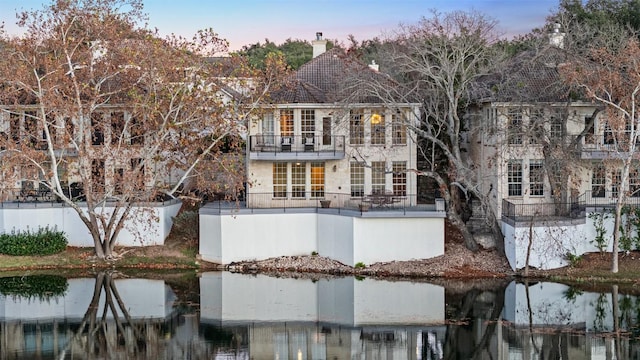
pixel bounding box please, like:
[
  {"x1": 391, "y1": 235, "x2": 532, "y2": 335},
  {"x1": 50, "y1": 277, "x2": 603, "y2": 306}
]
[
  {"x1": 561, "y1": 36, "x2": 640, "y2": 273},
  {"x1": 0, "y1": 0, "x2": 284, "y2": 259},
  {"x1": 358, "y1": 10, "x2": 507, "y2": 251}
]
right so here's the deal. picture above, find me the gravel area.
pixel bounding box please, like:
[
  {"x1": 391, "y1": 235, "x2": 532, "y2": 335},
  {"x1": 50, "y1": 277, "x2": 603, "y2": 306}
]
[{"x1": 226, "y1": 241, "x2": 514, "y2": 279}]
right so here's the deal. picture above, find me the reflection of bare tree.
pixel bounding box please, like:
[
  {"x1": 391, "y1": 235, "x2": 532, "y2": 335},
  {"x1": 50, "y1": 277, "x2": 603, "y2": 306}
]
[
  {"x1": 442, "y1": 284, "x2": 506, "y2": 360},
  {"x1": 58, "y1": 271, "x2": 158, "y2": 358}
]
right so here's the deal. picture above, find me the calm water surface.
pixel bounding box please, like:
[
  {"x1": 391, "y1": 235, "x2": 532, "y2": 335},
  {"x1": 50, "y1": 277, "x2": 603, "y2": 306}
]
[{"x1": 0, "y1": 271, "x2": 639, "y2": 359}]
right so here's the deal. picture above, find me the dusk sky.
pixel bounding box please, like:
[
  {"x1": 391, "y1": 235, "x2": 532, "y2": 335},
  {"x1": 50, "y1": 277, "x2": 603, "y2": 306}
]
[{"x1": 0, "y1": 0, "x2": 560, "y2": 51}]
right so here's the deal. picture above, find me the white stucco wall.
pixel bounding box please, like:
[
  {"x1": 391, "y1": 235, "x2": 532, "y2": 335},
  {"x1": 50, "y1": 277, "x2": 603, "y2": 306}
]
[
  {"x1": 200, "y1": 212, "x2": 318, "y2": 263},
  {"x1": 503, "y1": 208, "x2": 619, "y2": 270},
  {"x1": 317, "y1": 214, "x2": 354, "y2": 265},
  {"x1": 353, "y1": 217, "x2": 444, "y2": 265},
  {"x1": 199, "y1": 209, "x2": 445, "y2": 266},
  {"x1": 199, "y1": 272, "x2": 445, "y2": 327},
  {"x1": 0, "y1": 201, "x2": 181, "y2": 247}
]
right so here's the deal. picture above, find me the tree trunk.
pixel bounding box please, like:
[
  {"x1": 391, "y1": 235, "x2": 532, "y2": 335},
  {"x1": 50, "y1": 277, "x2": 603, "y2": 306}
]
[
  {"x1": 448, "y1": 209, "x2": 479, "y2": 252},
  {"x1": 612, "y1": 206, "x2": 621, "y2": 273},
  {"x1": 524, "y1": 219, "x2": 534, "y2": 277}
]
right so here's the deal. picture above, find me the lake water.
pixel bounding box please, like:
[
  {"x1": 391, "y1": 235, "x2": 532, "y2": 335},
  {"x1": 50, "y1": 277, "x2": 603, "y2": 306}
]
[{"x1": 0, "y1": 271, "x2": 639, "y2": 359}]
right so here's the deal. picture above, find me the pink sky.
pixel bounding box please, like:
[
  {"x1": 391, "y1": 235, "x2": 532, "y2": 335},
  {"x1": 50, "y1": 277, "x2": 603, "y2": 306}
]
[{"x1": 1, "y1": 0, "x2": 560, "y2": 51}]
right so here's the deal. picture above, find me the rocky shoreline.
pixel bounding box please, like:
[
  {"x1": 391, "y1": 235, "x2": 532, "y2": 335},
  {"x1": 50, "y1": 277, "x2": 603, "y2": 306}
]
[{"x1": 224, "y1": 242, "x2": 516, "y2": 279}]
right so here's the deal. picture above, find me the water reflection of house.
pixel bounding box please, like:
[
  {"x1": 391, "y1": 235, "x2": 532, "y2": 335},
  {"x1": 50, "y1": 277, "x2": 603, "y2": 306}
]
[
  {"x1": 0, "y1": 277, "x2": 206, "y2": 359},
  {"x1": 199, "y1": 272, "x2": 445, "y2": 359},
  {"x1": 199, "y1": 33, "x2": 446, "y2": 268}
]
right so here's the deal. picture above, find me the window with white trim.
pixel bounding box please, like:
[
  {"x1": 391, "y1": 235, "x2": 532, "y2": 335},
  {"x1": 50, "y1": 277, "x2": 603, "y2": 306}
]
[
  {"x1": 392, "y1": 161, "x2": 406, "y2": 196},
  {"x1": 273, "y1": 163, "x2": 287, "y2": 198},
  {"x1": 301, "y1": 109, "x2": 315, "y2": 142},
  {"x1": 262, "y1": 112, "x2": 275, "y2": 144},
  {"x1": 372, "y1": 161, "x2": 386, "y2": 194},
  {"x1": 529, "y1": 160, "x2": 544, "y2": 196},
  {"x1": 508, "y1": 160, "x2": 522, "y2": 196},
  {"x1": 612, "y1": 169, "x2": 622, "y2": 198},
  {"x1": 371, "y1": 109, "x2": 385, "y2": 145},
  {"x1": 592, "y1": 164, "x2": 605, "y2": 198},
  {"x1": 350, "y1": 109, "x2": 364, "y2": 145},
  {"x1": 550, "y1": 110, "x2": 564, "y2": 140},
  {"x1": 310, "y1": 162, "x2": 324, "y2": 198},
  {"x1": 508, "y1": 109, "x2": 523, "y2": 145},
  {"x1": 350, "y1": 162, "x2": 364, "y2": 197},
  {"x1": 279, "y1": 109, "x2": 294, "y2": 137},
  {"x1": 631, "y1": 166, "x2": 640, "y2": 197},
  {"x1": 291, "y1": 163, "x2": 306, "y2": 198},
  {"x1": 392, "y1": 110, "x2": 407, "y2": 145}
]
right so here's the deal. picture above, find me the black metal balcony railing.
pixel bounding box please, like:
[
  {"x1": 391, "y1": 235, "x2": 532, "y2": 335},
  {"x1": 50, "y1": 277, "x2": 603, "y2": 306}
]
[
  {"x1": 249, "y1": 135, "x2": 345, "y2": 154},
  {"x1": 502, "y1": 190, "x2": 640, "y2": 221},
  {"x1": 0, "y1": 185, "x2": 177, "y2": 207},
  {"x1": 206, "y1": 192, "x2": 444, "y2": 214},
  {"x1": 501, "y1": 199, "x2": 583, "y2": 221}
]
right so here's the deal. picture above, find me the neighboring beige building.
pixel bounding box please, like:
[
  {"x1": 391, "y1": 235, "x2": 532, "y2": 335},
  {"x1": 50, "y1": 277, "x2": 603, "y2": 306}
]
[
  {"x1": 467, "y1": 32, "x2": 640, "y2": 269},
  {"x1": 467, "y1": 41, "x2": 616, "y2": 220},
  {"x1": 245, "y1": 33, "x2": 420, "y2": 209}
]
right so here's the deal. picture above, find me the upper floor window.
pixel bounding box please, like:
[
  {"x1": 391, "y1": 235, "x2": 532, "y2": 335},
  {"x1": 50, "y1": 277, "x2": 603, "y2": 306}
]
[
  {"x1": 529, "y1": 108, "x2": 544, "y2": 145},
  {"x1": 550, "y1": 110, "x2": 564, "y2": 140},
  {"x1": 301, "y1": 109, "x2": 315, "y2": 141},
  {"x1": 592, "y1": 164, "x2": 606, "y2": 198},
  {"x1": 584, "y1": 116, "x2": 595, "y2": 144},
  {"x1": 111, "y1": 111, "x2": 125, "y2": 145},
  {"x1": 91, "y1": 112, "x2": 105, "y2": 146},
  {"x1": 350, "y1": 109, "x2": 364, "y2": 145},
  {"x1": 631, "y1": 165, "x2": 640, "y2": 197},
  {"x1": 130, "y1": 114, "x2": 144, "y2": 145},
  {"x1": 507, "y1": 109, "x2": 523, "y2": 145},
  {"x1": 371, "y1": 109, "x2": 385, "y2": 145},
  {"x1": 279, "y1": 109, "x2": 294, "y2": 137},
  {"x1": 392, "y1": 111, "x2": 407, "y2": 145}
]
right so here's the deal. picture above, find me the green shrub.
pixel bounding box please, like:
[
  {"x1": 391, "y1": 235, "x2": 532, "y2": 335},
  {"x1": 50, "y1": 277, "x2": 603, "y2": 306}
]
[
  {"x1": 171, "y1": 211, "x2": 199, "y2": 244},
  {"x1": 565, "y1": 252, "x2": 582, "y2": 267},
  {"x1": 0, "y1": 226, "x2": 67, "y2": 256},
  {"x1": 354, "y1": 262, "x2": 366, "y2": 269},
  {"x1": 0, "y1": 275, "x2": 68, "y2": 300},
  {"x1": 588, "y1": 210, "x2": 610, "y2": 254}
]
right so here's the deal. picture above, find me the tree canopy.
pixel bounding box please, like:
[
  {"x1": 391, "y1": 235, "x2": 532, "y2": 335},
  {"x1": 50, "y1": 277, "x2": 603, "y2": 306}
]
[{"x1": 0, "y1": 0, "x2": 265, "y2": 259}]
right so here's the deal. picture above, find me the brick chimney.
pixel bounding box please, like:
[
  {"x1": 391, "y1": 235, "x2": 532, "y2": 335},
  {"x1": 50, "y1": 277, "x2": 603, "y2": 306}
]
[{"x1": 312, "y1": 32, "x2": 327, "y2": 58}]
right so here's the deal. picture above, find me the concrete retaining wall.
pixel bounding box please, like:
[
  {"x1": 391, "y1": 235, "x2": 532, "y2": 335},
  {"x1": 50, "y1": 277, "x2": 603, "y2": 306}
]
[
  {"x1": 199, "y1": 207, "x2": 445, "y2": 266},
  {"x1": 0, "y1": 200, "x2": 182, "y2": 247}
]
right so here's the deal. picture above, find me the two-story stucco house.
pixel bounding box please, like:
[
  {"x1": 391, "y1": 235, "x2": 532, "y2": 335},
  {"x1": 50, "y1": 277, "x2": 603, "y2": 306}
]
[
  {"x1": 199, "y1": 33, "x2": 446, "y2": 267},
  {"x1": 468, "y1": 30, "x2": 639, "y2": 270},
  {"x1": 245, "y1": 33, "x2": 419, "y2": 209}
]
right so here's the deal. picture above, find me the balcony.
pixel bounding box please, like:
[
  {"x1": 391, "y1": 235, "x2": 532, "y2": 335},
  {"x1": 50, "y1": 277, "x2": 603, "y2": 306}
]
[
  {"x1": 204, "y1": 192, "x2": 443, "y2": 215},
  {"x1": 579, "y1": 134, "x2": 640, "y2": 159},
  {"x1": 502, "y1": 190, "x2": 640, "y2": 223},
  {"x1": 248, "y1": 135, "x2": 345, "y2": 161}
]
